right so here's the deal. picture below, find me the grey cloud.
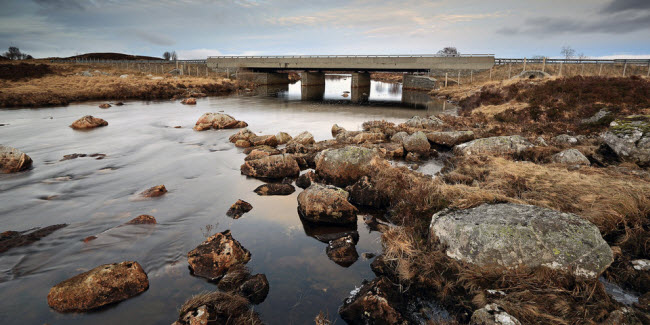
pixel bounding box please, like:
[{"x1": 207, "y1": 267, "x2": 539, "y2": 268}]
[
  {"x1": 498, "y1": 12, "x2": 650, "y2": 35},
  {"x1": 130, "y1": 30, "x2": 176, "y2": 46},
  {"x1": 32, "y1": 0, "x2": 88, "y2": 10},
  {"x1": 601, "y1": 0, "x2": 650, "y2": 13}
]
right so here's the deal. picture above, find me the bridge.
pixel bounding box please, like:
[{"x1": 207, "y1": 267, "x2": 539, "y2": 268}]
[{"x1": 206, "y1": 54, "x2": 495, "y2": 89}]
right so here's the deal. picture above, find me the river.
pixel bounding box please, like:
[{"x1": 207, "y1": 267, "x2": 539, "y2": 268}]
[{"x1": 0, "y1": 75, "x2": 454, "y2": 324}]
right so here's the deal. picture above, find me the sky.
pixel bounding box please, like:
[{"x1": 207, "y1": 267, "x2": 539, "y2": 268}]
[{"x1": 0, "y1": 0, "x2": 649, "y2": 59}]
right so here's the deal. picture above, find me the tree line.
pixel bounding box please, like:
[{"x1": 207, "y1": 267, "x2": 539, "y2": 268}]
[{"x1": 1, "y1": 47, "x2": 33, "y2": 60}]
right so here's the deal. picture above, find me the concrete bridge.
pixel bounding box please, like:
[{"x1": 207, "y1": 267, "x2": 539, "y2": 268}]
[{"x1": 206, "y1": 54, "x2": 494, "y2": 89}]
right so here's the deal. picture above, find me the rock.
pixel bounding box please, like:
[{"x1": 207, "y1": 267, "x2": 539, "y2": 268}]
[
  {"x1": 345, "y1": 176, "x2": 388, "y2": 208},
  {"x1": 276, "y1": 132, "x2": 292, "y2": 145},
  {"x1": 377, "y1": 143, "x2": 404, "y2": 158},
  {"x1": 115, "y1": 102, "x2": 124, "y2": 106},
  {"x1": 98, "y1": 103, "x2": 111, "y2": 109},
  {"x1": 403, "y1": 131, "x2": 430, "y2": 155},
  {"x1": 140, "y1": 185, "x2": 167, "y2": 197},
  {"x1": 637, "y1": 292, "x2": 650, "y2": 311},
  {"x1": 119, "y1": 74, "x2": 128, "y2": 78},
  {"x1": 454, "y1": 135, "x2": 533, "y2": 156},
  {"x1": 254, "y1": 183, "x2": 295, "y2": 195},
  {"x1": 404, "y1": 115, "x2": 443, "y2": 129},
  {"x1": 238, "y1": 274, "x2": 269, "y2": 304},
  {"x1": 245, "y1": 149, "x2": 273, "y2": 161},
  {"x1": 240, "y1": 154, "x2": 300, "y2": 179},
  {"x1": 288, "y1": 131, "x2": 315, "y2": 145},
  {"x1": 352, "y1": 132, "x2": 385, "y2": 144},
  {"x1": 0, "y1": 146, "x2": 32, "y2": 173},
  {"x1": 250, "y1": 135, "x2": 278, "y2": 147},
  {"x1": 601, "y1": 308, "x2": 643, "y2": 325},
  {"x1": 227, "y1": 200, "x2": 252, "y2": 219},
  {"x1": 125, "y1": 215, "x2": 156, "y2": 225},
  {"x1": 80, "y1": 70, "x2": 93, "y2": 77},
  {"x1": 426, "y1": 131, "x2": 475, "y2": 147},
  {"x1": 391, "y1": 131, "x2": 409, "y2": 143},
  {"x1": 1, "y1": 224, "x2": 67, "y2": 253},
  {"x1": 332, "y1": 124, "x2": 346, "y2": 137},
  {"x1": 243, "y1": 145, "x2": 280, "y2": 155},
  {"x1": 600, "y1": 116, "x2": 650, "y2": 167},
  {"x1": 363, "y1": 215, "x2": 391, "y2": 233},
  {"x1": 315, "y1": 146, "x2": 379, "y2": 187},
  {"x1": 235, "y1": 140, "x2": 251, "y2": 148},
  {"x1": 173, "y1": 291, "x2": 262, "y2": 325},
  {"x1": 193, "y1": 113, "x2": 247, "y2": 131},
  {"x1": 336, "y1": 131, "x2": 362, "y2": 143},
  {"x1": 535, "y1": 136, "x2": 548, "y2": 146},
  {"x1": 554, "y1": 134, "x2": 585, "y2": 145},
  {"x1": 581, "y1": 108, "x2": 611, "y2": 125},
  {"x1": 296, "y1": 171, "x2": 317, "y2": 189},
  {"x1": 632, "y1": 259, "x2": 650, "y2": 271},
  {"x1": 47, "y1": 261, "x2": 149, "y2": 312},
  {"x1": 229, "y1": 128, "x2": 256, "y2": 143},
  {"x1": 362, "y1": 252, "x2": 376, "y2": 260},
  {"x1": 217, "y1": 265, "x2": 251, "y2": 292},
  {"x1": 339, "y1": 277, "x2": 406, "y2": 325},
  {"x1": 551, "y1": 149, "x2": 590, "y2": 165},
  {"x1": 326, "y1": 235, "x2": 359, "y2": 267},
  {"x1": 70, "y1": 115, "x2": 108, "y2": 129},
  {"x1": 187, "y1": 230, "x2": 251, "y2": 280},
  {"x1": 297, "y1": 183, "x2": 358, "y2": 225},
  {"x1": 470, "y1": 303, "x2": 521, "y2": 325},
  {"x1": 405, "y1": 152, "x2": 421, "y2": 162},
  {"x1": 430, "y1": 203, "x2": 613, "y2": 278},
  {"x1": 411, "y1": 164, "x2": 419, "y2": 170},
  {"x1": 181, "y1": 98, "x2": 196, "y2": 105}
]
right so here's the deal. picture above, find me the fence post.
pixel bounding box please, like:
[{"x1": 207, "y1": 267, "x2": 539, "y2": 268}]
[
  {"x1": 599, "y1": 63, "x2": 603, "y2": 76},
  {"x1": 581, "y1": 63, "x2": 584, "y2": 76},
  {"x1": 623, "y1": 61, "x2": 627, "y2": 77},
  {"x1": 489, "y1": 67, "x2": 492, "y2": 81},
  {"x1": 508, "y1": 63, "x2": 511, "y2": 79},
  {"x1": 457, "y1": 71, "x2": 461, "y2": 85},
  {"x1": 523, "y1": 57, "x2": 526, "y2": 72},
  {"x1": 445, "y1": 72, "x2": 448, "y2": 87},
  {"x1": 542, "y1": 57, "x2": 546, "y2": 73},
  {"x1": 647, "y1": 60, "x2": 650, "y2": 77},
  {"x1": 470, "y1": 70, "x2": 473, "y2": 84}
]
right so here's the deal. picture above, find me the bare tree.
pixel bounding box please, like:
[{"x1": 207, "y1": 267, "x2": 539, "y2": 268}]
[
  {"x1": 171, "y1": 51, "x2": 177, "y2": 61},
  {"x1": 4, "y1": 47, "x2": 22, "y2": 60},
  {"x1": 561, "y1": 46, "x2": 576, "y2": 60},
  {"x1": 437, "y1": 47, "x2": 459, "y2": 57},
  {"x1": 163, "y1": 51, "x2": 171, "y2": 60}
]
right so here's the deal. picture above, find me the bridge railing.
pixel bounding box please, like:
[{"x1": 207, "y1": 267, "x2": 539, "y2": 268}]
[
  {"x1": 496, "y1": 58, "x2": 650, "y2": 65},
  {"x1": 208, "y1": 54, "x2": 495, "y2": 59}
]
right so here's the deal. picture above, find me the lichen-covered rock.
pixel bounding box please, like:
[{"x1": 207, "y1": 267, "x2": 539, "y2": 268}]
[
  {"x1": 551, "y1": 149, "x2": 590, "y2": 165},
  {"x1": 193, "y1": 113, "x2": 247, "y2": 131},
  {"x1": 245, "y1": 149, "x2": 273, "y2": 161},
  {"x1": 226, "y1": 199, "x2": 252, "y2": 219},
  {"x1": 315, "y1": 146, "x2": 379, "y2": 186},
  {"x1": 346, "y1": 176, "x2": 389, "y2": 208},
  {"x1": 426, "y1": 131, "x2": 475, "y2": 147},
  {"x1": 352, "y1": 132, "x2": 385, "y2": 144},
  {"x1": 47, "y1": 261, "x2": 149, "y2": 312},
  {"x1": 430, "y1": 203, "x2": 613, "y2": 278},
  {"x1": 332, "y1": 124, "x2": 346, "y2": 137},
  {"x1": 297, "y1": 183, "x2": 358, "y2": 225},
  {"x1": 288, "y1": 131, "x2": 315, "y2": 145},
  {"x1": 581, "y1": 108, "x2": 611, "y2": 125},
  {"x1": 403, "y1": 115, "x2": 443, "y2": 129},
  {"x1": 326, "y1": 235, "x2": 359, "y2": 267},
  {"x1": 600, "y1": 116, "x2": 650, "y2": 167},
  {"x1": 140, "y1": 185, "x2": 167, "y2": 197},
  {"x1": 254, "y1": 183, "x2": 295, "y2": 196},
  {"x1": 554, "y1": 134, "x2": 585, "y2": 145},
  {"x1": 454, "y1": 135, "x2": 533, "y2": 156},
  {"x1": 391, "y1": 131, "x2": 409, "y2": 143},
  {"x1": 339, "y1": 277, "x2": 406, "y2": 325},
  {"x1": 229, "y1": 128, "x2": 255, "y2": 143},
  {"x1": 70, "y1": 115, "x2": 108, "y2": 129},
  {"x1": 187, "y1": 230, "x2": 251, "y2": 280},
  {"x1": 403, "y1": 131, "x2": 430, "y2": 155},
  {"x1": 240, "y1": 154, "x2": 300, "y2": 179},
  {"x1": 470, "y1": 304, "x2": 521, "y2": 325},
  {"x1": 250, "y1": 135, "x2": 278, "y2": 147},
  {"x1": 276, "y1": 132, "x2": 292, "y2": 145},
  {"x1": 377, "y1": 142, "x2": 405, "y2": 158},
  {"x1": 0, "y1": 146, "x2": 32, "y2": 173}
]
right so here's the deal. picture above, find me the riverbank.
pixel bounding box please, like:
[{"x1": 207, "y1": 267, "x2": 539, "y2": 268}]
[{"x1": 0, "y1": 61, "x2": 244, "y2": 108}]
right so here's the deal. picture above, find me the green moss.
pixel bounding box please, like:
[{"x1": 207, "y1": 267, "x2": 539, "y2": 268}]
[{"x1": 610, "y1": 115, "x2": 650, "y2": 135}]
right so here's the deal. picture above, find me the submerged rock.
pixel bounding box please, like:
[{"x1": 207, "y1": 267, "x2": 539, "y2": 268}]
[
  {"x1": 227, "y1": 199, "x2": 252, "y2": 219},
  {"x1": 254, "y1": 183, "x2": 295, "y2": 196},
  {"x1": 403, "y1": 115, "x2": 443, "y2": 129},
  {"x1": 339, "y1": 276, "x2": 406, "y2": 325},
  {"x1": 125, "y1": 215, "x2": 156, "y2": 225},
  {"x1": 187, "y1": 230, "x2": 251, "y2": 280},
  {"x1": 0, "y1": 146, "x2": 32, "y2": 173},
  {"x1": 193, "y1": 113, "x2": 247, "y2": 131},
  {"x1": 140, "y1": 185, "x2": 167, "y2": 198},
  {"x1": 470, "y1": 304, "x2": 521, "y2": 325},
  {"x1": 403, "y1": 131, "x2": 431, "y2": 155},
  {"x1": 47, "y1": 261, "x2": 149, "y2": 312},
  {"x1": 1, "y1": 224, "x2": 67, "y2": 253},
  {"x1": 297, "y1": 183, "x2": 358, "y2": 225},
  {"x1": 430, "y1": 203, "x2": 613, "y2": 278},
  {"x1": 238, "y1": 274, "x2": 270, "y2": 304},
  {"x1": 551, "y1": 148, "x2": 590, "y2": 165},
  {"x1": 326, "y1": 235, "x2": 359, "y2": 267},
  {"x1": 600, "y1": 116, "x2": 650, "y2": 167},
  {"x1": 315, "y1": 146, "x2": 379, "y2": 187},
  {"x1": 454, "y1": 135, "x2": 533, "y2": 156},
  {"x1": 240, "y1": 154, "x2": 300, "y2": 179},
  {"x1": 98, "y1": 103, "x2": 111, "y2": 109},
  {"x1": 426, "y1": 130, "x2": 475, "y2": 147},
  {"x1": 70, "y1": 115, "x2": 108, "y2": 130}
]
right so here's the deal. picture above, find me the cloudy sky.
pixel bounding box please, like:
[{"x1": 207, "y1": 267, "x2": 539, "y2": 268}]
[{"x1": 0, "y1": 0, "x2": 649, "y2": 59}]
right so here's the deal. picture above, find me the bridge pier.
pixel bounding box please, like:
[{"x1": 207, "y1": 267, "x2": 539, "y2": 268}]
[
  {"x1": 301, "y1": 84, "x2": 325, "y2": 101},
  {"x1": 403, "y1": 74, "x2": 437, "y2": 91},
  {"x1": 351, "y1": 85, "x2": 370, "y2": 103},
  {"x1": 236, "y1": 72, "x2": 290, "y2": 85},
  {"x1": 351, "y1": 72, "x2": 370, "y2": 88},
  {"x1": 300, "y1": 72, "x2": 325, "y2": 86}
]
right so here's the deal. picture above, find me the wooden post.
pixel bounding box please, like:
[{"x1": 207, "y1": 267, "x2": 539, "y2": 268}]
[
  {"x1": 470, "y1": 70, "x2": 473, "y2": 84},
  {"x1": 542, "y1": 57, "x2": 546, "y2": 73},
  {"x1": 581, "y1": 63, "x2": 584, "y2": 76},
  {"x1": 445, "y1": 73, "x2": 448, "y2": 87},
  {"x1": 647, "y1": 60, "x2": 650, "y2": 77},
  {"x1": 489, "y1": 67, "x2": 492, "y2": 80},
  {"x1": 623, "y1": 61, "x2": 627, "y2": 77},
  {"x1": 457, "y1": 71, "x2": 461, "y2": 85},
  {"x1": 523, "y1": 57, "x2": 526, "y2": 72},
  {"x1": 508, "y1": 63, "x2": 511, "y2": 79},
  {"x1": 599, "y1": 63, "x2": 603, "y2": 76}
]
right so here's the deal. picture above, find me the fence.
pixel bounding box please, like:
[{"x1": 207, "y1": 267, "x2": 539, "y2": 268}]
[{"x1": 48, "y1": 59, "x2": 228, "y2": 78}]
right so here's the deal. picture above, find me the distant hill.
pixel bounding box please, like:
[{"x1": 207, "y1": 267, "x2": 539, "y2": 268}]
[{"x1": 63, "y1": 52, "x2": 165, "y2": 61}]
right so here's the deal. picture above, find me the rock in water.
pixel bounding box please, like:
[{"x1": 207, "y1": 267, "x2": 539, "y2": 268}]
[
  {"x1": 193, "y1": 113, "x2": 247, "y2": 131},
  {"x1": 296, "y1": 171, "x2": 317, "y2": 189},
  {"x1": 402, "y1": 131, "x2": 430, "y2": 155},
  {"x1": 172, "y1": 291, "x2": 262, "y2": 325},
  {"x1": 227, "y1": 199, "x2": 252, "y2": 219},
  {"x1": 454, "y1": 135, "x2": 533, "y2": 156},
  {"x1": 250, "y1": 135, "x2": 278, "y2": 147},
  {"x1": 47, "y1": 261, "x2": 149, "y2": 312},
  {"x1": 339, "y1": 276, "x2": 406, "y2": 325},
  {"x1": 1, "y1": 224, "x2": 67, "y2": 253},
  {"x1": 326, "y1": 235, "x2": 359, "y2": 267},
  {"x1": 70, "y1": 115, "x2": 108, "y2": 130},
  {"x1": 181, "y1": 98, "x2": 196, "y2": 105},
  {"x1": 470, "y1": 304, "x2": 521, "y2": 325},
  {"x1": 600, "y1": 116, "x2": 650, "y2": 167},
  {"x1": 288, "y1": 131, "x2": 315, "y2": 145},
  {"x1": 98, "y1": 103, "x2": 111, "y2": 109},
  {"x1": 275, "y1": 132, "x2": 292, "y2": 145},
  {"x1": 426, "y1": 131, "x2": 475, "y2": 147},
  {"x1": 240, "y1": 154, "x2": 300, "y2": 179},
  {"x1": 0, "y1": 146, "x2": 32, "y2": 173},
  {"x1": 125, "y1": 215, "x2": 156, "y2": 225},
  {"x1": 315, "y1": 146, "x2": 379, "y2": 187},
  {"x1": 430, "y1": 203, "x2": 613, "y2": 278},
  {"x1": 187, "y1": 230, "x2": 251, "y2": 280},
  {"x1": 345, "y1": 176, "x2": 388, "y2": 208},
  {"x1": 551, "y1": 149, "x2": 590, "y2": 165},
  {"x1": 297, "y1": 183, "x2": 358, "y2": 225},
  {"x1": 229, "y1": 128, "x2": 256, "y2": 143},
  {"x1": 139, "y1": 185, "x2": 167, "y2": 197},
  {"x1": 254, "y1": 183, "x2": 295, "y2": 196},
  {"x1": 239, "y1": 274, "x2": 270, "y2": 304}
]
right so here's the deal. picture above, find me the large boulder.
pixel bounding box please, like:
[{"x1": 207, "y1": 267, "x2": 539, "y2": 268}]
[
  {"x1": 402, "y1": 131, "x2": 430, "y2": 155},
  {"x1": 430, "y1": 203, "x2": 613, "y2": 278},
  {"x1": 600, "y1": 116, "x2": 650, "y2": 167},
  {"x1": 70, "y1": 115, "x2": 108, "y2": 129},
  {"x1": 0, "y1": 146, "x2": 32, "y2": 173},
  {"x1": 288, "y1": 131, "x2": 315, "y2": 145},
  {"x1": 551, "y1": 149, "x2": 590, "y2": 165},
  {"x1": 454, "y1": 135, "x2": 533, "y2": 156},
  {"x1": 297, "y1": 183, "x2": 358, "y2": 225},
  {"x1": 240, "y1": 154, "x2": 300, "y2": 179},
  {"x1": 47, "y1": 261, "x2": 149, "y2": 312},
  {"x1": 315, "y1": 146, "x2": 379, "y2": 186},
  {"x1": 187, "y1": 230, "x2": 251, "y2": 280},
  {"x1": 193, "y1": 113, "x2": 247, "y2": 131},
  {"x1": 403, "y1": 116, "x2": 443, "y2": 129},
  {"x1": 426, "y1": 131, "x2": 475, "y2": 147}
]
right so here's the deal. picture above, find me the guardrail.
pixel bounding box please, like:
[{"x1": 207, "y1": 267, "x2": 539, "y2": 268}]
[
  {"x1": 208, "y1": 54, "x2": 495, "y2": 59},
  {"x1": 496, "y1": 58, "x2": 650, "y2": 65},
  {"x1": 49, "y1": 59, "x2": 207, "y2": 64}
]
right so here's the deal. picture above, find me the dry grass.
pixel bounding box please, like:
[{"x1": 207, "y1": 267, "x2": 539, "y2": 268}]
[
  {"x1": 314, "y1": 311, "x2": 332, "y2": 325},
  {"x1": 178, "y1": 290, "x2": 262, "y2": 324}
]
